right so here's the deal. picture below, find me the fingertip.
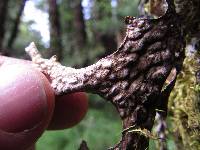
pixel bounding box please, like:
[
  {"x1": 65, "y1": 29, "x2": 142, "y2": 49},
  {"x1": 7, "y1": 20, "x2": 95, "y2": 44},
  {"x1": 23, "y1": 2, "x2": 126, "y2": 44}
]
[
  {"x1": 48, "y1": 92, "x2": 88, "y2": 130},
  {"x1": 0, "y1": 64, "x2": 49, "y2": 132},
  {"x1": 0, "y1": 63, "x2": 55, "y2": 149},
  {"x1": 37, "y1": 69, "x2": 55, "y2": 121}
]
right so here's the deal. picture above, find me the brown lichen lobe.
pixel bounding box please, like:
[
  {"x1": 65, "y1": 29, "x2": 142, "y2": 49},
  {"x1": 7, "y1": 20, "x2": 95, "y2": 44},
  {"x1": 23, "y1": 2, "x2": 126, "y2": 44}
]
[{"x1": 26, "y1": 7, "x2": 185, "y2": 148}]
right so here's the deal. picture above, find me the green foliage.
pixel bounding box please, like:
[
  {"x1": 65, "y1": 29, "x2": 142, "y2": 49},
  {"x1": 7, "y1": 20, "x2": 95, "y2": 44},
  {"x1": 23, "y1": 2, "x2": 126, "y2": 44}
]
[
  {"x1": 37, "y1": 94, "x2": 122, "y2": 150},
  {"x1": 13, "y1": 21, "x2": 45, "y2": 57},
  {"x1": 89, "y1": 0, "x2": 118, "y2": 34},
  {"x1": 149, "y1": 137, "x2": 177, "y2": 150},
  {"x1": 58, "y1": 0, "x2": 140, "y2": 67},
  {"x1": 116, "y1": 0, "x2": 139, "y2": 18}
]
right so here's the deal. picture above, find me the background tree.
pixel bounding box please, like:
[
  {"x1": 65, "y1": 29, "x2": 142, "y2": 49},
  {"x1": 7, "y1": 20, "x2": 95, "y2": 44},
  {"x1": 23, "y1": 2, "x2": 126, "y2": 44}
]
[
  {"x1": 0, "y1": 0, "x2": 9, "y2": 53},
  {"x1": 73, "y1": 0, "x2": 87, "y2": 50},
  {"x1": 91, "y1": 0, "x2": 117, "y2": 57},
  {"x1": 48, "y1": 0, "x2": 63, "y2": 60},
  {"x1": 6, "y1": 0, "x2": 27, "y2": 50}
]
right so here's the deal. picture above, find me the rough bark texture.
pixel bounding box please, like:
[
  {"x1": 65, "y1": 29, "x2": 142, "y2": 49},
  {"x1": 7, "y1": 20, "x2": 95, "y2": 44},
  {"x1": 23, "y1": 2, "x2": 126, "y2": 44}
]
[
  {"x1": 48, "y1": 0, "x2": 63, "y2": 60},
  {"x1": 139, "y1": 0, "x2": 200, "y2": 149},
  {"x1": 7, "y1": 0, "x2": 27, "y2": 49},
  {"x1": 174, "y1": 0, "x2": 200, "y2": 36}
]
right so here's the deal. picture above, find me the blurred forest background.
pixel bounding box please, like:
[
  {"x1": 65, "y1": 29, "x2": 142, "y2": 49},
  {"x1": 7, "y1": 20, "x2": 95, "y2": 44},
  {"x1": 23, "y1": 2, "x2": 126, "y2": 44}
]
[{"x1": 0, "y1": 0, "x2": 199, "y2": 150}]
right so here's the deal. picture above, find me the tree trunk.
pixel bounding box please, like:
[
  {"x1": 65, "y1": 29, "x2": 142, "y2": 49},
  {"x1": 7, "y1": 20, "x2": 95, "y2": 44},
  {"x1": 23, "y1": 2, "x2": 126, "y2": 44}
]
[
  {"x1": 7, "y1": 0, "x2": 27, "y2": 49},
  {"x1": 48, "y1": 0, "x2": 63, "y2": 61},
  {"x1": 73, "y1": 0, "x2": 87, "y2": 49},
  {"x1": 92, "y1": 0, "x2": 117, "y2": 56},
  {"x1": 0, "y1": 0, "x2": 9, "y2": 51},
  {"x1": 140, "y1": 0, "x2": 200, "y2": 149}
]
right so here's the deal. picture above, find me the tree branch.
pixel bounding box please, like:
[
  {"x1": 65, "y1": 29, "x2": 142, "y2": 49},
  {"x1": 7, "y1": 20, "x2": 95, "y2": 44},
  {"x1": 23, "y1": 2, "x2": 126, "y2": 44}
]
[{"x1": 25, "y1": 0, "x2": 185, "y2": 149}]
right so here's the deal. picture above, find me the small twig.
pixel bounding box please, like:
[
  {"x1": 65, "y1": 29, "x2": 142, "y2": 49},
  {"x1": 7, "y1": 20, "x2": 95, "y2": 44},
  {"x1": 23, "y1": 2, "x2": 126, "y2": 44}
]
[
  {"x1": 122, "y1": 125, "x2": 162, "y2": 140},
  {"x1": 78, "y1": 140, "x2": 89, "y2": 150}
]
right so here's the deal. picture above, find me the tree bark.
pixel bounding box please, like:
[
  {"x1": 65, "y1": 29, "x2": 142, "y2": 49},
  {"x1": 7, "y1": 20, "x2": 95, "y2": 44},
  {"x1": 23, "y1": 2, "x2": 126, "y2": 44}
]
[
  {"x1": 48, "y1": 0, "x2": 63, "y2": 61},
  {"x1": 0, "y1": 0, "x2": 9, "y2": 51},
  {"x1": 73, "y1": 0, "x2": 87, "y2": 49},
  {"x1": 6, "y1": 0, "x2": 27, "y2": 49},
  {"x1": 140, "y1": 0, "x2": 200, "y2": 149}
]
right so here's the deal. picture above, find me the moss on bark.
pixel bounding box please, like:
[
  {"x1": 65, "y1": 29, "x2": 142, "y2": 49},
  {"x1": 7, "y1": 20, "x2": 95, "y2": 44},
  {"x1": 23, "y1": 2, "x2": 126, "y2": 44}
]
[{"x1": 169, "y1": 52, "x2": 200, "y2": 150}]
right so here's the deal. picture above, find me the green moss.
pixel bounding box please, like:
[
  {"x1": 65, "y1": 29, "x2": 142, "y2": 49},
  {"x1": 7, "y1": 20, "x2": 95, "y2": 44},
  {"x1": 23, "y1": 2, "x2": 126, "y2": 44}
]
[{"x1": 168, "y1": 53, "x2": 200, "y2": 150}]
